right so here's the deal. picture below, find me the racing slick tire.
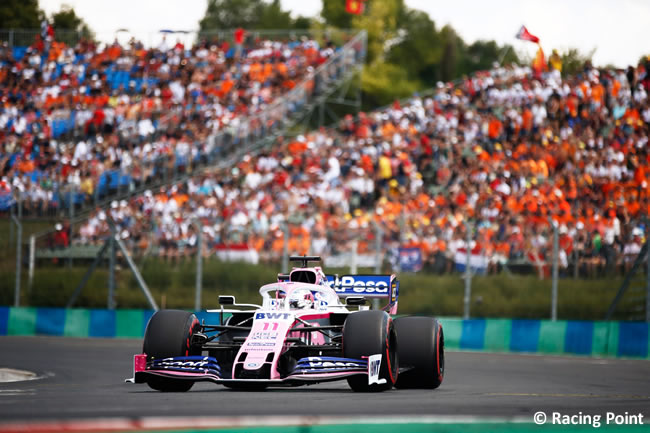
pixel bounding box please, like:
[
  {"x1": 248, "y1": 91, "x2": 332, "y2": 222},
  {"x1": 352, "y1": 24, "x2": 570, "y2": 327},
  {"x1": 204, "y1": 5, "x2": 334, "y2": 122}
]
[
  {"x1": 342, "y1": 310, "x2": 398, "y2": 392},
  {"x1": 393, "y1": 316, "x2": 444, "y2": 389},
  {"x1": 142, "y1": 309, "x2": 201, "y2": 392}
]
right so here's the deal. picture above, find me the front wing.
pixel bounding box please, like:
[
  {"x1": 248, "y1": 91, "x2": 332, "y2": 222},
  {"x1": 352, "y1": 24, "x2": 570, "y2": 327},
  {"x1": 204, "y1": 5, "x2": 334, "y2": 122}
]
[{"x1": 126, "y1": 355, "x2": 385, "y2": 387}]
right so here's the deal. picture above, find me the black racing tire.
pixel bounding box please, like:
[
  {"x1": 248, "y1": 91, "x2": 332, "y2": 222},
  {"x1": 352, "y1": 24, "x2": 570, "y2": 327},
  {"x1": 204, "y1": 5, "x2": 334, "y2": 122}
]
[
  {"x1": 142, "y1": 309, "x2": 201, "y2": 392},
  {"x1": 393, "y1": 316, "x2": 444, "y2": 389},
  {"x1": 342, "y1": 310, "x2": 398, "y2": 392}
]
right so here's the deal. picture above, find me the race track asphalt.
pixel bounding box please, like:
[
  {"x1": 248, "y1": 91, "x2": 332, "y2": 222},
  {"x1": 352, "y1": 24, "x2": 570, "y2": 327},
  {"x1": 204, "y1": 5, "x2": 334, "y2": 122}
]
[{"x1": 0, "y1": 336, "x2": 649, "y2": 422}]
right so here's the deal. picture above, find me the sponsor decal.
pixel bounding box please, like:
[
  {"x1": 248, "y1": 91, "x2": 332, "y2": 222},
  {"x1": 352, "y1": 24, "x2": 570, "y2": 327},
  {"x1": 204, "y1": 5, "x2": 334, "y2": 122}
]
[
  {"x1": 250, "y1": 331, "x2": 279, "y2": 340},
  {"x1": 245, "y1": 362, "x2": 260, "y2": 369},
  {"x1": 326, "y1": 275, "x2": 390, "y2": 295},
  {"x1": 255, "y1": 312, "x2": 293, "y2": 320},
  {"x1": 150, "y1": 356, "x2": 221, "y2": 375},
  {"x1": 368, "y1": 354, "x2": 386, "y2": 385},
  {"x1": 247, "y1": 342, "x2": 276, "y2": 347},
  {"x1": 158, "y1": 358, "x2": 211, "y2": 369},
  {"x1": 304, "y1": 357, "x2": 364, "y2": 369}
]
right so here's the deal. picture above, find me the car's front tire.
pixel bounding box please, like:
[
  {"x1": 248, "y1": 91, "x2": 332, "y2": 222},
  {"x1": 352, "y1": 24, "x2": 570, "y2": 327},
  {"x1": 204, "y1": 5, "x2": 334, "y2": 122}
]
[
  {"x1": 342, "y1": 310, "x2": 398, "y2": 392},
  {"x1": 142, "y1": 309, "x2": 201, "y2": 392},
  {"x1": 393, "y1": 316, "x2": 444, "y2": 389}
]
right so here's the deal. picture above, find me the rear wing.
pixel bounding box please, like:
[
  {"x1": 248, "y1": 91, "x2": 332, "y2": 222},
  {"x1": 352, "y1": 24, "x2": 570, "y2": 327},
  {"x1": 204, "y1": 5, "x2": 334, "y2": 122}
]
[{"x1": 326, "y1": 274, "x2": 399, "y2": 314}]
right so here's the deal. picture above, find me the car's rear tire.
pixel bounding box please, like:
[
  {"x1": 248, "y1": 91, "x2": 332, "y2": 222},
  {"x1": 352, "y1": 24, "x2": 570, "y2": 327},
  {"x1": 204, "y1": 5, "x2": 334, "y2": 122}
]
[
  {"x1": 342, "y1": 310, "x2": 398, "y2": 392},
  {"x1": 142, "y1": 309, "x2": 201, "y2": 392},
  {"x1": 393, "y1": 316, "x2": 444, "y2": 389}
]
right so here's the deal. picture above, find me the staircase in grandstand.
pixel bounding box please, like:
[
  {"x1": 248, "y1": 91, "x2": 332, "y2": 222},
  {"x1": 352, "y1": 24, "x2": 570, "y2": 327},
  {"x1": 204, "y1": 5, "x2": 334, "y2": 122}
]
[
  {"x1": 606, "y1": 241, "x2": 650, "y2": 322},
  {"x1": 27, "y1": 30, "x2": 367, "y2": 251}
]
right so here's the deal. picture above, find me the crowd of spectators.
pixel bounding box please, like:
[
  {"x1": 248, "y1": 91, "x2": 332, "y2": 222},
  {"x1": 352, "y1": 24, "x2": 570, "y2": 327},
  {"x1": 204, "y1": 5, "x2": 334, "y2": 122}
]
[
  {"x1": 0, "y1": 31, "x2": 341, "y2": 214},
  {"x1": 68, "y1": 57, "x2": 650, "y2": 277}
]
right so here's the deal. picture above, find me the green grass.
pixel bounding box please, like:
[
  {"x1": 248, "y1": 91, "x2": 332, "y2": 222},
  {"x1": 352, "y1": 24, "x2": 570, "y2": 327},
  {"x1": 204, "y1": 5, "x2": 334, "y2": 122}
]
[
  {"x1": 398, "y1": 273, "x2": 624, "y2": 319},
  {"x1": 0, "y1": 218, "x2": 56, "y2": 269},
  {"x1": 0, "y1": 257, "x2": 628, "y2": 320}
]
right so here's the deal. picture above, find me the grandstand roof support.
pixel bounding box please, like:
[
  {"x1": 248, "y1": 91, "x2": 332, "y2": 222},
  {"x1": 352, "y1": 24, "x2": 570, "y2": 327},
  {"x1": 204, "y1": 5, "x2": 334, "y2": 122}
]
[
  {"x1": 66, "y1": 218, "x2": 159, "y2": 311},
  {"x1": 605, "y1": 242, "x2": 648, "y2": 320}
]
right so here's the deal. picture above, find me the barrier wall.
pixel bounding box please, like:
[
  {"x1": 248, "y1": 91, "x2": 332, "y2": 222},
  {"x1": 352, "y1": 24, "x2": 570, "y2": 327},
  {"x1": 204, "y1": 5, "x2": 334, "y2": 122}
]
[
  {"x1": 1, "y1": 307, "x2": 649, "y2": 359},
  {"x1": 440, "y1": 318, "x2": 649, "y2": 359}
]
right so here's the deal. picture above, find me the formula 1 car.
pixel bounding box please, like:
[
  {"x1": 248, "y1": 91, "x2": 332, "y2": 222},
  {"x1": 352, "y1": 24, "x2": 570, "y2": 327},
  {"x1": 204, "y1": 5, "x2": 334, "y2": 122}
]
[{"x1": 126, "y1": 256, "x2": 444, "y2": 392}]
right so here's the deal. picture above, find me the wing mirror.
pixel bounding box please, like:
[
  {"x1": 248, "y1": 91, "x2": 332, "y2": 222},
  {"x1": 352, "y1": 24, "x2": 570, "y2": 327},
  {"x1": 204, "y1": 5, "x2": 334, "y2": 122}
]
[{"x1": 219, "y1": 295, "x2": 235, "y2": 305}]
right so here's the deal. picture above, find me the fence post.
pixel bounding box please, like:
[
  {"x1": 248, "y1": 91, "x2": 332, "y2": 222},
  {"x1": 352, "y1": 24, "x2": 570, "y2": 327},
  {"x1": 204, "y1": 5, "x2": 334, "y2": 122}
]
[
  {"x1": 28, "y1": 235, "x2": 35, "y2": 291},
  {"x1": 373, "y1": 222, "x2": 382, "y2": 274},
  {"x1": 373, "y1": 223, "x2": 382, "y2": 310},
  {"x1": 646, "y1": 226, "x2": 650, "y2": 323},
  {"x1": 69, "y1": 184, "x2": 74, "y2": 220},
  {"x1": 195, "y1": 219, "x2": 203, "y2": 312},
  {"x1": 107, "y1": 224, "x2": 116, "y2": 310},
  {"x1": 550, "y1": 218, "x2": 559, "y2": 321},
  {"x1": 350, "y1": 238, "x2": 358, "y2": 274},
  {"x1": 463, "y1": 221, "x2": 472, "y2": 319},
  {"x1": 11, "y1": 215, "x2": 22, "y2": 307},
  {"x1": 281, "y1": 222, "x2": 289, "y2": 274},
  {"x1": 68, "y1": 185, "x2": 75, "y2": 268}
]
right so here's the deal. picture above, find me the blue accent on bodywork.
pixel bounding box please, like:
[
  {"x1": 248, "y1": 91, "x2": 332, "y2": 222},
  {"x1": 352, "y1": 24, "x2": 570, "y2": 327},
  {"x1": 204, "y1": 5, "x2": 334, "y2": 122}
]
[
  {"x1": 292, "y1": 356, "x2": 368, "y2": 374},
  {"x1": 295, "y1": 356, "x2": 368, "y2": 365},
  {"x1": 149, "y1": 356, "x2": 222, "y2": 375}
]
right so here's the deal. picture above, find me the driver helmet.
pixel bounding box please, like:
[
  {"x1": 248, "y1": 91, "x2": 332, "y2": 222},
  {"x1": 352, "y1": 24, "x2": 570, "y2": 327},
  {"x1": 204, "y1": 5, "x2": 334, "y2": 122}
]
[{"x1": 288, "y1": 288, "x2": 314, "y2": 310}]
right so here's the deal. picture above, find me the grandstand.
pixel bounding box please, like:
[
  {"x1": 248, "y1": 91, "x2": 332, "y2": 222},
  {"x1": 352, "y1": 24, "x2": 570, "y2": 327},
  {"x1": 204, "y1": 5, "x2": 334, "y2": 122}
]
[
  {"x1": 2, "y1": 26, "x2": 650, "y2": 280},
  {"x1": 0, "y1": 30, "x2": 365, "y2": 217},
  {"x1": 66, "y1": 62, "x2": 650, "y2": 278}
]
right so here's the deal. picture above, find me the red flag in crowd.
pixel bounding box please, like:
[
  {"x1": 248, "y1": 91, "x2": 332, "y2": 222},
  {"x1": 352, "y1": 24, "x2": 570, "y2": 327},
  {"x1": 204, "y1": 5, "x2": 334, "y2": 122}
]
[
  {"x1": 345, "y1": 0, "x2": 366, "y2": 15},
  {"x1": 515, "y1": 25, "x2": 540, "y2": 43}
]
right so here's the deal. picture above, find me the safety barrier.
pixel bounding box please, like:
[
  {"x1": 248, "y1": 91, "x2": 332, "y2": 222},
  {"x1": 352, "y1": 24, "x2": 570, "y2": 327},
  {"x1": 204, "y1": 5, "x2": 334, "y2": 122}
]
[
  {"x1": 1, "y1": 307, "x2": 648, "y2": 359},
  {"x1": 440, "y1": 318, "x2": 649, "y2": 359},
  {"x1": 0, "y1": 307, "x2": 221, "y2": 339}
]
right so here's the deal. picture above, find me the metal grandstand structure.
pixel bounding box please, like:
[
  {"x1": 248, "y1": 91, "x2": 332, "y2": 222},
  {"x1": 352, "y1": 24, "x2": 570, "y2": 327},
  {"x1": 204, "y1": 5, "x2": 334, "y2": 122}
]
[{"x1": 606, "y1": 238, "x2": 650, "y2": 322}]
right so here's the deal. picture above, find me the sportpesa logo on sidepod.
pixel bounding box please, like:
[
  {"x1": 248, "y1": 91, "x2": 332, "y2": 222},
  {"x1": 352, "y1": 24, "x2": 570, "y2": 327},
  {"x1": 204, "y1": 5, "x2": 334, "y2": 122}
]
[{"x1": 328, "y1": 276, "x2": 390, "y2": 294}]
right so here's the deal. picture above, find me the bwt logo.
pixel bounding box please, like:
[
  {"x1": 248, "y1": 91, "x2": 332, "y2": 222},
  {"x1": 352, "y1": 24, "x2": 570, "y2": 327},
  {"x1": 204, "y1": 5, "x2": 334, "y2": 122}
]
[
  {"x1": 329, "y1": 276, "x2": 389, "y2": 293},
  {"x1": 369, "y1": 358, "x2": 381, "y2": 377},
  {"x1": 256, "y1": 312, "x2": 292, "y2": 320}
]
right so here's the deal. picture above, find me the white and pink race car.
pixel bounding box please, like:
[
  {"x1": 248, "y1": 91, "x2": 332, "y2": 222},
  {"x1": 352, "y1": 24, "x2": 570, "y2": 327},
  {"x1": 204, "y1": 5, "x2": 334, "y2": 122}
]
[{"x1": 126, "y1": 256, "x2": 444, "y2": 392}]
